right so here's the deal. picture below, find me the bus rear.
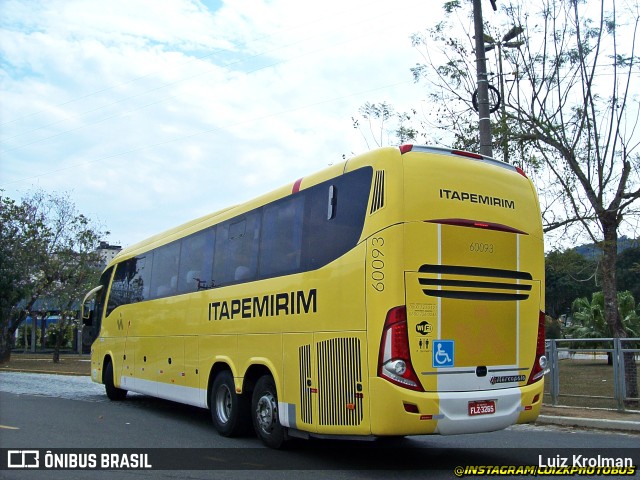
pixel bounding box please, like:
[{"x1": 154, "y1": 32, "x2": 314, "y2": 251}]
[{"x1": 367, "y1": 145, "x2": 545, "y2": 436}]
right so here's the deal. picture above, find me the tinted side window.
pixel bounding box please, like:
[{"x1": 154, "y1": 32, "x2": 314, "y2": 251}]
[
  {"x1": 302, "y1": 167, "x2": 372, "y2": 270},
  {"x1": 260, "y1": 196, "x2": 304, "y2": 277},
  {"x1": 178, "y1": 228, "x2": 215, "y2": 293},
  {"x1": 213, "y1": 211, "x2": 261, "y2": 286},
  {"x1": 95, "y1": 267, "x2": 113, "y2": 326},
  {"x1": 129, "y1": 253, "x2": 153, "y2": 303},
  {"x1": 106, "y1": 253, "x2": 154, "y2": 315},
  {"x1": 107, "y1": 259, "x2": 132, "y2": 315},
  {"x1": 149, "y1": 241, "x2": 181, "y2": 299}
]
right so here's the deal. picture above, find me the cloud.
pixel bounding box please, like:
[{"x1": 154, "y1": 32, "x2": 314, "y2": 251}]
[{"x1": 1, "y1": 0, "x2": 438, "y2": 246}]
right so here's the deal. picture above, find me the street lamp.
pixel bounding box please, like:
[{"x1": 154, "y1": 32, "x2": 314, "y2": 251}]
[{"x1": 484, "y1": 26, "x2": 525, "y2": 164}]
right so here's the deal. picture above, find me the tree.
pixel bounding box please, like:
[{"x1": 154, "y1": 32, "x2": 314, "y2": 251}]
[
  {"x1": 570, "y1": 290, "x2": 640, "y2": 370},
  {"x1": 545, "y1": 248, "x2": 598, "y2": 319},
  {"x1": 568, "y1": 291, "x2": 640, "y2": 368},
  {"x1": 0, "y1": 191, "x2": 105, "y2": 363},
  {"x1": 351, "y1": 102, "x2": 421, "y2": 150},
  {"x1": 504, "y1": 0, "x2": 640, "y2": 402},
  {"x1": 617, "y1": 245, "x2": 640, "y2": 302},
  {"x1": 406, "y1": 0, "x2": 640, "y2": 404}
]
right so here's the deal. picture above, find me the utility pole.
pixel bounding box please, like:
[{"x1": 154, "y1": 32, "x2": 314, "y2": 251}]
[
  {"x1": 472, "y1": 0, "x2": 493, "y2": 157},
  {"x1": 484, "y1": 25, "x2": 525, "y2": 165}
]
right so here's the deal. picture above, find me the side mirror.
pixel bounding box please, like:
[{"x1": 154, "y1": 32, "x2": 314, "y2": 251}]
[{"x1": 82, "y1": 301, "x2": 92, "y2": 323}]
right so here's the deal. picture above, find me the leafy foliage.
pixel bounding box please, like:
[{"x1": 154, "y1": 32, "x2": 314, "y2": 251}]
[
  {"x1": 568, "y1": 291, "x2": 640, "y2": 340},
  {"x1": 0, "y1": 190, "x2": 106, "y2": 362}
]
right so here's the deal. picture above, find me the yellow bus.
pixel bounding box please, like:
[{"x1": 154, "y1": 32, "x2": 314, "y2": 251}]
[{"x1": 82, "y1": 145, "x2": 546, "y2": 447}]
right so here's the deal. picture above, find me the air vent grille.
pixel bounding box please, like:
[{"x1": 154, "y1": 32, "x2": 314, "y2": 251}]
[
  {"x1": 299, "y1": 344, "x2": 312, "y2": 425},
  {"x1": 370, "y1": 170, "x2": 385, "y2": 213},
  {"x1": 418, "y1": 264, "x2": 533, "y2": 301},
  {"x1": 317, "y1": 337, "x2": 363, "y2": 426}
]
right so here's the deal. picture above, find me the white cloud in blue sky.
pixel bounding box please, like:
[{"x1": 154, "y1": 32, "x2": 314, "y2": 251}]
[{"x1": 1, "y1": 0, "x2": 445, "y2": 246}]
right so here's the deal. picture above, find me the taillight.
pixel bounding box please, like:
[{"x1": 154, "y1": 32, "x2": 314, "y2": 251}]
[
  {"x1": 527, "y1": 311, "x2": 547, "y2": 384},
  {"x1": 378, "y1": 306, "x2": 424, "y2": 391}
]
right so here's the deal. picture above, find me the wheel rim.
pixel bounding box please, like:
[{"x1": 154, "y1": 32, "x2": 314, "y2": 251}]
[
  {"x1": 215, "y1": 384, "x2": 232, "y2": 424},
  {"x1": 255, "y1": 392, "x2": 277, "y2": 434}
]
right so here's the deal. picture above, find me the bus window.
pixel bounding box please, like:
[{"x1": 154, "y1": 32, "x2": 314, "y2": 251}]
[
  {"x1": 82, "y1": 266, "x2": 112, "y2": 346},
  {"x1": 107, "y1": 260, "x2": 131, "y2": 315},
  {"x1": 302, "y1": 167, "x2": 372, "y2": 270},
  {"x1": 213, "y1": 211, "x2": 261, "y2": 285},
  {"x1": 260, "y1": 196, "x2": 304, "y2": 277},
  {"x1": 177, "y1": 228, "x2": 215, "y2": 293},
  {"x1": 106, "y1": 254, "x2": 153, "y2": 315},
  {"x1": 130, "y1": 253, "x2": 153, "y2": 303},
  {"x1": 149, "y1": 241, "x2": 181, "y2": 298}
]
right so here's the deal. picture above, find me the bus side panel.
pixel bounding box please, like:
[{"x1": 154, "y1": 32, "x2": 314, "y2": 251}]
[
  {"x1": 199, "y1": 334, "x2": 239, "y2": 394},
  {"x1": 313, "y1": 331, "x2": 370, "y2": 435},
  {"x1": 282, "y1": 331, "x2": 371, "y2": 435},
  {"x1": 95, "y1": 304, "x2": 129, "y2": 390},
  {"x1": 237, "y1": 333, "x2": 283, "y2": 389},
  {"x1": 90, "y1": 330, "x2": 103, "y2": 383},
  {"x1": 282, "y1": 333, "x2": 316, "y2": 433}
]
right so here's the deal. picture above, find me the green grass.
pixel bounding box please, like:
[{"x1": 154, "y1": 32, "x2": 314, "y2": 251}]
[{"x1": 544, "y1": 357, "x2": 640, "y2": 409}]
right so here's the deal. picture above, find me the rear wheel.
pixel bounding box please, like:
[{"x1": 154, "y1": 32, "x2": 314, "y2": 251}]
[
  {"x1": 251, "y1": 375, "x2": 286, "y2": 448},
  {"x1": 210, "y1": 370, "x2": 250, "y2": 436},
  {"x1": 104, "y1": 360, "x2": 127, "y2": 401}
]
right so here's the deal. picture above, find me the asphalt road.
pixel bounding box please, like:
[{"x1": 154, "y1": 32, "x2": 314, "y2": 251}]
[{"x1": 1, "y1": 373, "x2": 639, "y2": 480}]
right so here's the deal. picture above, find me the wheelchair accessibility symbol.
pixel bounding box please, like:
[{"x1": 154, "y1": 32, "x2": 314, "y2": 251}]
[{"x1": 433, "y1": 340, "x2": 454, "y2": 368}]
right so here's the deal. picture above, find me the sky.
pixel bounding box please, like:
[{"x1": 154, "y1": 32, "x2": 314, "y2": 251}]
[{"x1": 0, "y1": 0, "x2": 451, "y2": 247}]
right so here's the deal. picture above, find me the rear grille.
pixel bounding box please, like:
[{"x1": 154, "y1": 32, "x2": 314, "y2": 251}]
[
  {"x1": 299, "y1": 344, "x2": 312, "y2": 425},
  {"x1": 317, "y1": 337, "x2": 363, "y2": 426},
  {"x1": 370, "y1": 170, "x2": 385, "y2": 213},
  {"x1": 418, "y1": 264, "x2": 532, "y2": 301}
]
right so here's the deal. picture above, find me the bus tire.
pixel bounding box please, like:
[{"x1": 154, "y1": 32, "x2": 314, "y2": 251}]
[
  {"x1": 251, "y1": 375, "x2": 286, "y2": 449},
  {"x1": 104, "y1": 360, "x2": 127, "y2": 401},
  {"x1": 211, "y1": 370, "x2": 250, "y2": 437}
]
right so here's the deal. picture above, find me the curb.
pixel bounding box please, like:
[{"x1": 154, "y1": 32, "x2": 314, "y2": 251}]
[
  {"x1": 0, "y1": 367, "x2": 88, "y2": 377},
  {"x1": 537, "y1": 415, "x2": 640, "y2": 432}
]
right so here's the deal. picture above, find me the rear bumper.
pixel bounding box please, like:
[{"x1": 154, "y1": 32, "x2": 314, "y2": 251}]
[{"x1": 369, "y1": 377, "x2": 543, "y2": 436}]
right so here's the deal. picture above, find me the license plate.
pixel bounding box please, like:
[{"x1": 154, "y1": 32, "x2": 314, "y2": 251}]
[{"x1": 468, "y1": 400, "x2": 496, "y2": 416}]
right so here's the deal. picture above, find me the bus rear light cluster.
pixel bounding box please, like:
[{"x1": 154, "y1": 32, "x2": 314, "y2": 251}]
[
  {"x1": 378, "y1": 306, "x2": 424, "y2": 392},
  {"x1": 527, "y1": 311, "x2": 547, "y2": 384}
]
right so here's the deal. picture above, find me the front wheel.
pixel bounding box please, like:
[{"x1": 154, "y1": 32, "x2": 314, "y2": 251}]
[
  {"x1": 251, "y1": 375, "x2": 286, "y2": 448},
  {"x1": 104, "y1": 360, "x2": 127, "y2": 401}
]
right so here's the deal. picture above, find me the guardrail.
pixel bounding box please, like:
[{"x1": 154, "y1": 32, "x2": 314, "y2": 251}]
[{"x1": 545, "y1": 338, "x2": 640, "y2": 411}]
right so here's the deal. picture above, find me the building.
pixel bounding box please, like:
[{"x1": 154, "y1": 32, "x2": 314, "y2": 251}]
[{"x1": 97, "y1": 241, "x2": 122, "y2": 268}]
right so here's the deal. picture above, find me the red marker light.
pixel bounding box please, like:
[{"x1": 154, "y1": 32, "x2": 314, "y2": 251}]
[
  {"x1": 452, "y1": 150, "x2": 483, "y2": 160},
  {"x1": 399, "y1": 144, "x2": 413, "y2": 154}
]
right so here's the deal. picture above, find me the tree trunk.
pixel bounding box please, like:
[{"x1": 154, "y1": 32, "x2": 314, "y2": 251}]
[
  {"x1": 0, "y1": 309, "x2": 29, "y2": 365},
  {"x1": 601, "y1": 222, "x2": 639, "y2": 406},
  {"x1": 53, "y1": 327, "x2": 62, "y2": 364},
  {"x1": 0, "y1": 328, "x2": 12, "y2": 364}
]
